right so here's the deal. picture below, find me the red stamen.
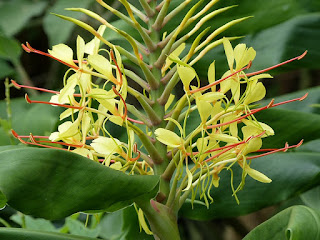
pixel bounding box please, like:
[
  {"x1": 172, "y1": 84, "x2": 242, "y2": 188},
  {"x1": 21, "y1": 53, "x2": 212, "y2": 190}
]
[
  {"x1": 207, "y1": 94, "x2": 307, "y2": 130},
  {"x1": 22, "y1": 42, "x2": 79, "y2": 70},
  {"x1": 12, "y1": 80, "x2": 60, "y2": 94},
  {"x1": 247, "y1": 140, "x2": 303, "y2": 160},
  {"x1": 190, "y1": 61, "x2": 252, "y2": 94},
  {"x1": 110, "y1": 50, "x2": 123, "y2": 85},
  {"x1": 11, "y1": 129, "x2": 68, "y2": 151},
  {"x1": 201, "y1": 132, "x2": 265, "y2": 163},
  {"x1": 127, "y1": 117, "x2": 145, "y2": 125},
  {"x1": 129, "y1": 151, "x2": 141, "y2": 161},
  {"x1": 244, "y1": 51, "x2": 307, "y2": 77},
  {"x1": 12, "y1": 80, "x2": 82, "y2": 97},
  {"x1": 112, "y1": 86, "x2": 127, "y2": 119},
  {"x1": 25, "y1": 94, "x2": 83, "y2": 110}
]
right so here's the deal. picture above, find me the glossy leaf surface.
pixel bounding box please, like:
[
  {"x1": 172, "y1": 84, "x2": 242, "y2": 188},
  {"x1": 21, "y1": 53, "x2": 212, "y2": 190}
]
[
  {"x1": 0, "y1": 228, "x2": 97, "y2": 240},
  {"x1": 0, "y1": 147, "x2": 159, "y2": 220},
  {"x1": 243, "y1": 205, "x2": 320, "y2": 240}
]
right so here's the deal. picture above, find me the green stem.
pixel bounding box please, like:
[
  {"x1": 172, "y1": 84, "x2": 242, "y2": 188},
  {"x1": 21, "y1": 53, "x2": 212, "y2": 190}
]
[
  {"x1": 152, "y1": 0, "x2": 171, "y2": 30},
  {"x1": 129, "y1": 123, "x2": 163, "y2": 164},
  {"x1": 139, "y1": 0, "x2": 155, "y2": 17},
  {"x1": 137, "y1": 199, "x2": 180, "y2": 240}
]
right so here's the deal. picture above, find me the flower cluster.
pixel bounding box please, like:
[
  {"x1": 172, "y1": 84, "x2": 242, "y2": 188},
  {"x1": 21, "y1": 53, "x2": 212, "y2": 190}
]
[{"x1": 12, "y1": 27, "x2": 306, "y2": 204}]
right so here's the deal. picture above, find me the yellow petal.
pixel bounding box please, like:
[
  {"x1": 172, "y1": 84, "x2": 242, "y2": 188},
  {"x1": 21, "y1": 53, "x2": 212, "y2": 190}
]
[
  {"x1": 76, "y1": 35, "x2": 85, "y2": 67},
  {"x1": 110, "y1": 162, "x2": 122, "y2": 171},
  {"x1": 58, "y1": 73, "x2": 77, "y2": 103},
  {"x1": 88, "y1": 54, "x2": 113, "y2": 79},
  {"x1": 162, "y1": 43, "x2": 185, "y2": 73},
  {"x1": 177, "y1": 64, "x2": 196, "y2": 91},
  {"x1": 208, "y1": 61, "x2": 216, "y2": 92},
  {"x1": 244, "y1": 82, "x2": 266, "y2": 105},
  {"x1": 48, "y1": 44, "x2": 76, "y2": 67},
  {"x1": 242, "y1": 120, "x2": 274, "y2": 137},
  {"x1": 155, "y1": 128, "x2": 181, "y2": 148},
  {"x1": 85, "y1": 25, "x2": 106, "y2": 55},
  {"x1": 197, "y1": 100, "x2": 212, "y2": 123},
  {"x1": 91, "y1": 137, "x2": 122, "y2": 155},
  {"x1": 72, "y1": 148, "x2": 93, "y2": 160},
  {"x1": 109, "y1": 115, "x2": 123, "y2": 126},
  {"x1": 213, "y1": 133, "x2": 239, "y2": 143},
  {"x1": 245, "y1": 165, "x2": 272, "y2": 183},
  {"x1": 165, "y1": 94, "x2": 175, "y2": 111},
  {"x1": 233, "y1": 43, "x2": 246, "y2": 68},
  {"x1": 138, "y1": 209, "x2": 153, "y2": 235},
  {"x1": 223, "y1": 38, "x2": 234, "y2": 70}
]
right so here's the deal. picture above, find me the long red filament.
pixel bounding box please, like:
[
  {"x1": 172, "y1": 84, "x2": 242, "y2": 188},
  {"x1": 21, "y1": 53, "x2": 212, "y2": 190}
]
[
  {"x1": 243, "y1": 51, "x2": 307, "y2": 77},
  {"x1": 247, "y1": 140, "x2": 303, "y2": 160},
  {"x1": 22, "y1": 42, "x2": 79, "y2": 70},
  {"x1": 190, "y1": 62, "x2": 252, "y2": 94},
  {"x1": 25, "y1": 94, "x2": 83, "y2": 110}
]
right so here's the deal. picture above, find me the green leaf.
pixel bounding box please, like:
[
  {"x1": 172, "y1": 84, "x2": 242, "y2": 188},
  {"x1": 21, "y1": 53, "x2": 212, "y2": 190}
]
[
  {"x1": 0, "y1": 147, "x2": 159, "y2": 220},
  {"x1": 66, "y1": 218, "x2": 100, "y2": 238},
  {"x1": 99, "y1": 206, "x2": 153, "y2": 240},
  {"x1": 259, "y1": 86, "x2": 320, "y2": 114},
  {"x1": 180, "y1": 152, "x2": 320, "y2": 220},
  {"x1": 243, "y1": 205, "x2": 320, "y2": 240},
  {"x1": 0, "y1": 228, "x2": 97, "y2": 240},
  {"x1": 297, "y1": 139, "x2": 320, "y2": 153},
  {"x1": 99, "y1": 210, "x2": 123, "y2": 239},
  {"x1": 43, "y1": 0, "x2": 94, "y2": 46},
  {"x1": 0, "y1": 190, "x2": 6, "y2": 209},
  {"x1": 0, "y1": 34, "x2": 21, "y2": 63},
  {"x1": 256, "y1": 108, "x2": 320, "y2": 148},
  {"x1": 300, "y1": 186, "x2": 320, "y2": 210},
  {"x1": 0, "y1": 0, "x2": 47, "y2": 36},
  {"x1": 10, "y1": 214, "x2": 57, "y2": 232},
  {"x1": 0, "y1": 59, "x2": 14, "y2": 78}
]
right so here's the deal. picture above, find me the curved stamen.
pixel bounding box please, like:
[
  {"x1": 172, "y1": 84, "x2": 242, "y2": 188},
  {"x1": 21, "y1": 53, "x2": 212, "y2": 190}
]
[
  {"x1": 22, "y1": 42, "x2": 79, "y2": 70},
  {"x1": 244, "y1": 51, "x2": 307, "y2": 77},
  {"x1": 190, "y1": 62, "x2": 252, "y2": 94},
  {"x1": 25, "y1": 94, "x2": 83, "y2": 110},
  {"x1": 247, "y1": 140, "x2": 303, "y2": 160}
]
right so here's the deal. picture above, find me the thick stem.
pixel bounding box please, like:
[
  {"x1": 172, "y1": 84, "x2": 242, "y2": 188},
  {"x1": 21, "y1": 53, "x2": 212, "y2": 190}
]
[{"x1": 137, "y1": 200, "x2": 180, "y2": 240}]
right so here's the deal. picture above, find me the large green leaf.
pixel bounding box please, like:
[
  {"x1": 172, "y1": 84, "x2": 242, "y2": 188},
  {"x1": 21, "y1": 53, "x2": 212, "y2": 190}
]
[
  {"x1": 179, "y1": 152, "x2": 320, "y2": 220},
  {"x1": 0, "y1": 59, "x2": 14, "y2": 78},
  {"x1": 0, "y1": 34, "x2": 21, "y2": 63},
  {"x1": 0, "y1": 147, "x2": 159, "y2": 220},
  {"x1": 300, "y1": 186, "x2": 320, "y2": 210},
  {"x1": 243, "y1": 205, "x2": 320, "y2": 240},
  {"x1": 0, "y1": 228, "x2": 97, "y2": 240},
  {"x1": 43, "y1": 0, "x2": 95, "y2": 46},
  {"x1": 0, "y1": 190, "x2": 6, "y2": 209},
  {"x1": 0, "y1": 0, "x2": 47, "y2": 37}
]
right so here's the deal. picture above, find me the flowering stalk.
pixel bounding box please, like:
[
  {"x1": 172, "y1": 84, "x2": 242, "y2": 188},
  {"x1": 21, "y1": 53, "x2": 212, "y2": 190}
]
[{"x1": 13, "y1": 1, "x2": 308, "y2": 239}]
